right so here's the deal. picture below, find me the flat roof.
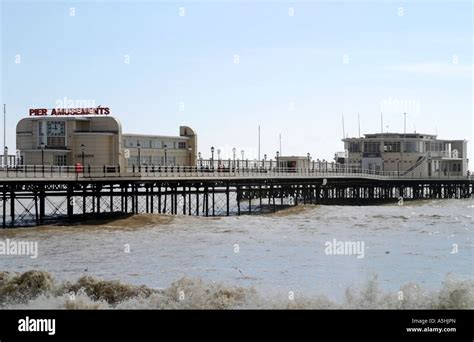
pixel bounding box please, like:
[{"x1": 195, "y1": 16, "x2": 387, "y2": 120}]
[
  {"x1": 123, "y1": 133, "x2": 190, "y2": 140},
  {"x1": 343, "y1": 133, "x2": 467, "y2": 143},
  {"x1": 343, "y1": 132, "x2": 439, "y2": 141},
  {"x1": 364, "y1": 132, "x2": 436, "y2": 138}
]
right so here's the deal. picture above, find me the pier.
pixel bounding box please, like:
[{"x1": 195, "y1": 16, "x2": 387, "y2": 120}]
[{"x1": 1, "y1": 165, "x2": 472, "y2": 227}]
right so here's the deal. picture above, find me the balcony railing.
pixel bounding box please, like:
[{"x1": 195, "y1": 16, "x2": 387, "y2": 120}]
[{"x1": 427, "y1": 151, "x2": 456, "y2": 158}]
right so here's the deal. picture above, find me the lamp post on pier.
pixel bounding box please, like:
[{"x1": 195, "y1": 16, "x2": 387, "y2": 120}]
[
  {"x1": 137, "y1": 142, "x2": 141, "y2": 172},
  {"x1": 211, "y1": 146, "x2": 215, "y2": 169},
  {"x1": 232, "y1": 147, "x2": 236, "y2": 170},
  {"x1": 187, "y1": 147, "x2": 192, "y2": 166},
  {"x1": 81, "y1": 144, "x2": 85, "y2": 166},
  {"x1": 40, "y1": 143, "x2": 45, "y2": 165}
]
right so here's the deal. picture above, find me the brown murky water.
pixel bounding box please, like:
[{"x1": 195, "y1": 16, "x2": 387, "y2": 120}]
[{"x1": 0, "y1": 199, "x2": 473, "y2": 309}]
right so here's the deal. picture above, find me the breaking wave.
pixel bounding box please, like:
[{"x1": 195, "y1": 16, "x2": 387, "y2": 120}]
[{"x1": 1, "y1": 271, "x2": 473, "y2": 309}]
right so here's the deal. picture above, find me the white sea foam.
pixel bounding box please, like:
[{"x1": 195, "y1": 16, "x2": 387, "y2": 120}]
[{"x1": 1, "y1": 271, "x2": 473, "y2": 309}]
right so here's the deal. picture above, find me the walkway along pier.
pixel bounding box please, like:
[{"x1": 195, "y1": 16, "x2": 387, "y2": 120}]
[{"x1": 1, "y1": 166, "x2": 472, "y2": 227}]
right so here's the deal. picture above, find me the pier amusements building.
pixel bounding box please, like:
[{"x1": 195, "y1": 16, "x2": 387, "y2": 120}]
[
  {"x1": 342, "y1": 132, "x2": 469, "y2": 176},
  {"x1": 15, "y1": 107, "x2": 197, "y2": 168}
]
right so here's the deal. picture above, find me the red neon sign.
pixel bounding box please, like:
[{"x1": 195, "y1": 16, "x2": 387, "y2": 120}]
[{"x1": 29, "y1": 107, "x2": 110, "y2": 116}]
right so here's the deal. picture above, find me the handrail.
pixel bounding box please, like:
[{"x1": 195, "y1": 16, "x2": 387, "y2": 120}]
[
  {"x1": 401, "y1": 156, "x2": 426, "y2": 175},
  {"x1": 0, "y1": 164, "x2": 471, "y2": 181}
]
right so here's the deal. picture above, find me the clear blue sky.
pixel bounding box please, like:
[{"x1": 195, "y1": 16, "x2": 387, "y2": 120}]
[{"x1": 1, "y1": 0, "x2": 472, "y2": 164}]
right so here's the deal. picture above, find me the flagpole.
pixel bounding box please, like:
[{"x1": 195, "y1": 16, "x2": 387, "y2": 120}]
[
  {"x1": 279, "y1": 133, "x2": 282, "y2": 155},
  {"x1": 358, "y1": 112, "x2": 360, "y2": 138},
  {"x1": 3, "y1": 104, "x2": 6, "y2": 167},
  {"x1": 342, "y1": 114, "x2": 345, "y2": 139},
  {"x1": 258, "y1": 125, "x2": 261, "y2": 161}
]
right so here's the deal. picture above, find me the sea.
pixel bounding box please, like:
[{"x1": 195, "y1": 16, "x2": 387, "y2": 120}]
[{"x1": 0, "y1": 199, "x2": 472, "y2": 309}]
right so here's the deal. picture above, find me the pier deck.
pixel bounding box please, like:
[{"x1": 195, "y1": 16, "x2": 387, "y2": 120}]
[{"x1": 1, "y1": 166, "x2": 472, "y2": 227}]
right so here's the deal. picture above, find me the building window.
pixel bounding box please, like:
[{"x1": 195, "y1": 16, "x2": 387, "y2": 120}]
[
  {"x1": 47, "y1": 121, "x2": 65, "y2": 136},
  {"x1": 427, "y1": 142, "x2": 443, "y2": 152},
  {"x1": 125, "y1": 139, "x2": 136, "y2": 147},
  {"x1": 348, "y1": 142, "x2": 360, "y2": 152},
  {"x1": 38, "y1": 121, "x2": 46, "y2": 146},
  {"x1": 163, "y1": 141, "x2": 175, "y2": 149},
  {"x1": 54, "y1": 154, "x2": 67, "y2": 166},
  {"x1": 47, "y1": 121, "x2": 66, "y2": 147},
  {"x1": 403, "y1": 142, "x2": 418, "y2": 153},
  {"x1": 161, "y1": 156, "x2": 176, "y2": 166},
  {"x1": 364, "y1": 142, "x2": 380, "y2": 153},
  {"x1": 383, "y1": 141, "x2": 401, "y2": 153},
  {"x1": 164, "y1": 141, "x2": 175, "y2": 149},
  {"x1": 178, "y1": 142, "x2": 186, "y2": 149},
  {"x1": 138, "y1": 139, "x2": 151, "y2": 148}
]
